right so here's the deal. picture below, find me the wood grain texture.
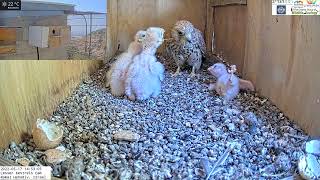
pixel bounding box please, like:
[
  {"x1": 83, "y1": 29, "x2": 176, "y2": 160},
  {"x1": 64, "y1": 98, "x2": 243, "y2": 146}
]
[
  {"x1": 48, "y1": 26, "x2": 71, "y2": 48},
  {"x1": 0, "y1": 46, "x2": 16, "y2": 54},
  {"x1": 106, "y1": 0, "x2": 206, "y2": 60},
  {"x1": 0, "y1": 60, "x2": 101, "y2": 149},
  {"x1": 213, "y1": 5, "x2": 248, "y2": 74},
  {"x1": 210, "y1": 0, "x2": 247, "y2": 6},
  {"x1": 243, "y1": 0, "x2": 320, "y2": 136},
  {"x1": 106, "y1": 0, "x2": 119, "y2": 60},
  {"x1": 206, "y1": 0, "x2": 215, "y2": 53},
  {"x1": 0, "y1": 28, "x2": 16, "y2": 42},
  {"x1": 0, "y1": 28, "x2": 17, "y2": 54}
]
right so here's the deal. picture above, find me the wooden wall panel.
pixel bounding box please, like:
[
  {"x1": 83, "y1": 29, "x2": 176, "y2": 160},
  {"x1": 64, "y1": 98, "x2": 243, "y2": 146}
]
[
  {"x1": 214, "y1": 5, "x2": 247, "y2": 74},
  {"x1": 106, "y1": 0, "x2": 118, "y2": 60},
  {"x1": 0, "y1": 46, "x2": 16, "y2": 54},
  {"x1": 206, "y1": 1, "x2": 214, "y2": 53},
  {"x1": 48, "y1": 26, "x2": 71, "y2": 48},
  {"x1": 0, "y1": 61, "x2": 101, "y2": 148},
  {"x1": 0, "y1": 28, "x2": 16, "y2": 43},
  {"x1": 0, "y1": 28, "x2": 17, "y2": 54},
  {"x1": 106, "y1": 0, "x2": 206, "y2": 59},
  {"x1": 210, "y1": 0, "x2": 247, "y2": 6},
  {"x1": 243, "y1": 0, "x2": 320, "y2": 136}
]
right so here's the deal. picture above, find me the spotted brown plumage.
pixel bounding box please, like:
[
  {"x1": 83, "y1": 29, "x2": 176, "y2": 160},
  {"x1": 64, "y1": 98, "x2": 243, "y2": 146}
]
[{"x1": 165, "y1": 20, "x2": 206, "y2": 77}]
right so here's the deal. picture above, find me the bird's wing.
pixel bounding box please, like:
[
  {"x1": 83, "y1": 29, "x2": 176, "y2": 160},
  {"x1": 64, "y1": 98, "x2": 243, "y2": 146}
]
[
  {"x1": 194, "y1": 28, "x2": 207, "y2": 57},
  {"x1": 164, "y1": 39, "x2": 181, "y2": 63},
  {"x1": 164, "y1": 39, "x2": 174, "y2": 57}
]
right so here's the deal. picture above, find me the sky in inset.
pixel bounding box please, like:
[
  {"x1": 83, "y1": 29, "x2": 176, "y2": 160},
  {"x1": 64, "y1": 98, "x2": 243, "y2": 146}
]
[{"x1": 24, "y1": 0, "x2": 106, "y2": 13}]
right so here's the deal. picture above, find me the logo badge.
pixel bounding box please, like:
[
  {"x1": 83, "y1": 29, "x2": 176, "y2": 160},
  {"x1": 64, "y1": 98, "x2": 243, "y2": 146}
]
[{"x1": 277, "y1": 5, "x2": 287, "y2": 14}]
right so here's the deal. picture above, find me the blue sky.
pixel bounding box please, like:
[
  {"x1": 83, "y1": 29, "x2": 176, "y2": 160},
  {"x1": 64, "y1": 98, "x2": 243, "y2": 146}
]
[{"x1": 27, "y1": 0, "x2": 106, "y2": 13}]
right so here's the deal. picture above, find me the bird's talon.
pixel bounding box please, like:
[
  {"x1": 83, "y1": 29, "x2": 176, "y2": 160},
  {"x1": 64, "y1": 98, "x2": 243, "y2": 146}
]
[
  {"x1": 172, "y1": 71, "x2": 180, "y2": 76},
  {"x1": 128, "y1": 95, "x2": 136, "y2": 101}
]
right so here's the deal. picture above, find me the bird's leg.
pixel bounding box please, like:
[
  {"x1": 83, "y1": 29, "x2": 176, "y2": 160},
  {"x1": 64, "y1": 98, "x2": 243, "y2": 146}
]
[
  {"x1": 173, "y1": 66, "x2": 181, "y2": 76},
  {"x1": 106, "y1": 81, "x2": 110, "y2": 88},
  {"x1": 128, "y1": 95, "x2": 136, "y2": 101},
  {"x1": 190, "y1": 66, "x2": 196, "y2": 77},
  {"x1": 105, "y1": 71, "x2": 111, "y2": 88}
]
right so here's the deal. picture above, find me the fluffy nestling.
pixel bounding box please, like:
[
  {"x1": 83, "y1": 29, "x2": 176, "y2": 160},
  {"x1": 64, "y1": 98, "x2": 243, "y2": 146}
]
[
  {"x1": 207, "y1": 63, "x2": 255, "y2": 101},
  {"x1": 165, "y1": 20, "x2": 206, "y2": 77},
  {"x1": 106, "y1": 30, "x2": 147, "y2": 97},
  {"x1": 125, "y1": 27, "x2": 165, "y2": 101}
]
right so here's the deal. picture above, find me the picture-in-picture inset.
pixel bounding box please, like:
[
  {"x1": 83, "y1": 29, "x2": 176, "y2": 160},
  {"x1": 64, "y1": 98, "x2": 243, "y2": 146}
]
[{"x1": 0, "y1": 0, "x2": 107, "y2": 60}]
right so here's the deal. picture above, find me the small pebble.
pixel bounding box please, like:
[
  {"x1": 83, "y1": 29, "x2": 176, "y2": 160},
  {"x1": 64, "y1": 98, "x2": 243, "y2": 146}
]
[
  {"x1": 113, "y1": 131, "x2": 140, "y2": 142},
  {"x1": 16, "y1": 158, "x2": 30, "y2": 166}
]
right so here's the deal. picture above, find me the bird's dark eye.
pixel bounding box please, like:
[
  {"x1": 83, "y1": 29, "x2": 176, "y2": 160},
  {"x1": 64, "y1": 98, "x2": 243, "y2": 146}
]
[{"x1": 178, "y1": 31, "x2": 183, "y2": 35}]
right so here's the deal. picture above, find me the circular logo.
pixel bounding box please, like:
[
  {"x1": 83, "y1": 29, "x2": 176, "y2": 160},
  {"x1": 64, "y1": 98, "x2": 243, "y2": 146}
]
[{"x1": 277, "y1": 5, "x2": 287, "y2": 14}]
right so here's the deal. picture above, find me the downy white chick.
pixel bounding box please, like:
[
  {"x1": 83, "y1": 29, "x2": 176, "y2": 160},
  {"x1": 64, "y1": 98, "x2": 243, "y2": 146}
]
[
  {"x1": 106, "y1": 30, "x2": 147, "y2": 87},
  {"x1": 125, "y1": 27, "x2": 165, "y2": 101},
  {"x1": 208, "y1": 63, "x2": 255, "y2": 101},
  {"x1": 106, "y1": 30, "x2": 147, "y2": 97}
]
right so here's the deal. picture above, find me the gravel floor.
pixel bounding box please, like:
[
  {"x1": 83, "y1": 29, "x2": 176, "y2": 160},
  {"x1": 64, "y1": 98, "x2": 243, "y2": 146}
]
[{"x1": 1, "y1": 56, "x2": 309, "y2": 180}]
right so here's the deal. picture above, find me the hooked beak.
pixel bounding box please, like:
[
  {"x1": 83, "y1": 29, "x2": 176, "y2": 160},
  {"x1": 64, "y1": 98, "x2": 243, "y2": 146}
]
[
  {"x1": 208, "y1": 67, "x2": 214, "y2": 75},
  {"x1": 185, "y1": 33, "x2": 192, "y2": 42}
]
